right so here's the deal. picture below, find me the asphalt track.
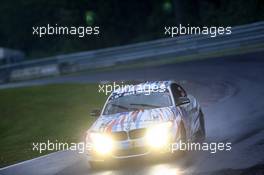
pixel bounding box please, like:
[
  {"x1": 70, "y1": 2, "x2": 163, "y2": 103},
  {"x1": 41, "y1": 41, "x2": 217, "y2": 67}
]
[{"x1": 1, "y1": 51, "x2": 264, "y2": 175}]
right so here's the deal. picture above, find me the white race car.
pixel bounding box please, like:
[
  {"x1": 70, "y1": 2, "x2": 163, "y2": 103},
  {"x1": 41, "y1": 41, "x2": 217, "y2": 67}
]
[{"x1": 85, "y1": 81, "x2": 205, "y2": 168}]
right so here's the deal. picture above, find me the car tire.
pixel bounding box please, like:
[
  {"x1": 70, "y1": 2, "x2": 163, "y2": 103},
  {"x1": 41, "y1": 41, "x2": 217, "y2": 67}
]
[
  {"x1": 194, "y1": 110, "x2": 206, "y2": 142},
  {"x1": 172, "y1": 122, "x2": 187, "y2": 158}
]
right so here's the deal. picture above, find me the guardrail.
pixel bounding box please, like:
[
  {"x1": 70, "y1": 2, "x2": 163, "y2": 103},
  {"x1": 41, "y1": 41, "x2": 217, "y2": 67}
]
[{"x1": 0, "y1": 21, "x2": 264, "y2": 82}]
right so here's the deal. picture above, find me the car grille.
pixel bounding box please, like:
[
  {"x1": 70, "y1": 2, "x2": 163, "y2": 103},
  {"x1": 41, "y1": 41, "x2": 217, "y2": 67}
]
[
  {"x1": 113, "y1": 147, "x2": 149, "y2": 157},
  {"x1": 111, "y1": 131, "x2": 128, "y2": 141},
  {"x1": 129, "y1": 128, "x2": 146, "y2": 139},
  {"x1": 111, "y1": 128, "x2": 147, "y2": 141}
]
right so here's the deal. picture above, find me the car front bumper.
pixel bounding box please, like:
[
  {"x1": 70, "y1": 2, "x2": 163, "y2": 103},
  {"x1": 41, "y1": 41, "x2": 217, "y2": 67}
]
[{"x1": 86, "y1": 138, "x2": 172, "y2": 162}]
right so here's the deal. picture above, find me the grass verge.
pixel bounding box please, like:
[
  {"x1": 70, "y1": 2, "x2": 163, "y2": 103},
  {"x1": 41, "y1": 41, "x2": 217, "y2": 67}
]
[{"x1": 0, "y1": 84, "x2": 107, "y2": 167}]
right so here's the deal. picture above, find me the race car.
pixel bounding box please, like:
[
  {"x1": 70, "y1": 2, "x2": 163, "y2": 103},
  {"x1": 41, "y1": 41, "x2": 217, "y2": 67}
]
[{"x1": 85, "y1": 81, "x2": 205, "y2": 167}]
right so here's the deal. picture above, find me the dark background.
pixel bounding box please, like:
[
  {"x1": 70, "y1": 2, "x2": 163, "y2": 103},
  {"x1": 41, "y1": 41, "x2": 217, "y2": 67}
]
[{"x1": 0, "y1": 0, "x2": 263, "y2": 59}]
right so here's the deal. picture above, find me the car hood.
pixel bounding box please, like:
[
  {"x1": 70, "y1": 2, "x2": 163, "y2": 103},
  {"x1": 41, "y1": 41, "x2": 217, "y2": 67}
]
[{"x1": 89, "y1": 106, "x2": 178, "y2": 132}]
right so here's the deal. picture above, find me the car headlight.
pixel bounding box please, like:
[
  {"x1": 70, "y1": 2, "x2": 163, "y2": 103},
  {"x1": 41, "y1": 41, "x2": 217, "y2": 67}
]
[
  {"x1": 145, "y1": 122, "x2": 172, "y2": 149},
  {"x1": 89, "y1": 132, "x2": 113, "y2": 155}
]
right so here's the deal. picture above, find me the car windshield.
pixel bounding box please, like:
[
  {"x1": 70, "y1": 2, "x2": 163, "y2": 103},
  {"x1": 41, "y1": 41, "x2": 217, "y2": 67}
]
[{"x1": 103, "y1": 92, "x2": 172, "y2": 115}]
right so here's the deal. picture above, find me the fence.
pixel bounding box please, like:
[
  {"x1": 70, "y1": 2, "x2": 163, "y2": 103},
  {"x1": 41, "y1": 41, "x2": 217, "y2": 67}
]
[{"x1": 0, "y1": 21, "x2": 264, "y2": 82}]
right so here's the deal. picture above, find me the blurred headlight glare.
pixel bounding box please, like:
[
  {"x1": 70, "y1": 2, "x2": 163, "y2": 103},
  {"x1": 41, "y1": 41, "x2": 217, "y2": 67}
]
[{"x1": 90, "y1": 133, "x2": 113, "y2": 155}]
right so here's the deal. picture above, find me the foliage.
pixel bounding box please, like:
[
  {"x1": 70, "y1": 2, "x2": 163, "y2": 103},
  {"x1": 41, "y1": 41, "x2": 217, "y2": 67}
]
[{"x1": 0, "y1": 0, "x2": 263, "y2": 58}]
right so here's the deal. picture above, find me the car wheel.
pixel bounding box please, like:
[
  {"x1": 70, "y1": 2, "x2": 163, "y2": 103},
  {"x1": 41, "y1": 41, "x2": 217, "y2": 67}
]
[
  {"x1": 172, "y1": 122, "x2": 187, "y2": 157},
  {"x1": 194, "y1": 110, "x2": 206, "y2": 142}
]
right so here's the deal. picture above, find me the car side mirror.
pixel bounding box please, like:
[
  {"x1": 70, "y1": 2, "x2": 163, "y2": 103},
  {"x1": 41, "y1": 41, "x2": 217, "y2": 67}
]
[
  {"x1": 176, "y1": 97, "x2": 190, "y2": 106},
  {"x1": 90, "y1": 109, "x2": 101, "y2": 117}
]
